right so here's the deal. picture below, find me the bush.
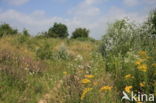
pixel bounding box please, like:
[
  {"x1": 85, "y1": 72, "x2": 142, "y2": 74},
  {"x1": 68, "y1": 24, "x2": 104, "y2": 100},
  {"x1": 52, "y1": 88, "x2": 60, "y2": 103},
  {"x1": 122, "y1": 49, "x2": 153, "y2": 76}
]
[
  {"x1": 48, "y1": 22, "x2": 69, "y2": 38},
  {"x1": 99, "y1": 19, "x2": 136, "y2": 58},
  {"x1": 22, "y1": 28, "x2": 30, "y2": 36},
  {"x1": 56, "y1": 45, "x2": 69, "y2": 60},
  {"x1": 72, "y1": 37, "x2": 96, "y2": 42},
  {"x1": 0, "y1": 23, "x2": 18, "y2": 37},
  {"x1": 36, "y1": 43, "x2": 53, "y2": 60},
  {"x1": 16, "y1": 34, "x2": 29, "y2": 44},
  {"x1": 148, "y1": 9, "x2": 156, "y2": 35},
  {"x1": 71, "y1": 28, "x2": 89, "y2": 39},
  {"x1": 99, "y1": 15, "x2": 156, "y2": 100}
]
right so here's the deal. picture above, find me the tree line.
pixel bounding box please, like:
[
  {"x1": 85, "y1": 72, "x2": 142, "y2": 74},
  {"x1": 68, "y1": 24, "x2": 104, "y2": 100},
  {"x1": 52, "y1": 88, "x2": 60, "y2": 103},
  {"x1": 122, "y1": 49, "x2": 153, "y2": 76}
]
[{"x1": 0, "y1": 22, "x2": 90, "y2": 39}]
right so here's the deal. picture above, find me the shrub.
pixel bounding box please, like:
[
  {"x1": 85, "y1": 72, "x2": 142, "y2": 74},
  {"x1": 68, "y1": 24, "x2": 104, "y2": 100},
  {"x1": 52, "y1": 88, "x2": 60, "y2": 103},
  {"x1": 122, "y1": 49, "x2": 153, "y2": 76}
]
[
  {"x1": 36, "y1": 43, "x2": 53, "y2": 60},
  {"x1": 16, "y1": 34, "x2": 29, "y2": 44},
  {"x1": 56, "y1": 45, "x2": 70, "y2": 60},
  {"x1": 73, "y1": 37, "x2": 96, "y2": 42},
  {"x1": 148, "y1": 9, "x2": 156, "y2": 35},
  {"x1": 48, "y1": 22, "x2": 69, "y2": 38},
  {"x1": 71, "y1": 28, "x2": 89, "y2": 39},
  {"x1": 99, "y1": 13, "x2": 156, "y2": 100},
  {"x1": 22, "y1": 28, "x2": 30, "y2": 36},
  {"x1": 0, "y1": 23, "x2": 18, "y2": 37},
  {"x1": 99, "y1": 19, "x2": 136, "y2": 58}
]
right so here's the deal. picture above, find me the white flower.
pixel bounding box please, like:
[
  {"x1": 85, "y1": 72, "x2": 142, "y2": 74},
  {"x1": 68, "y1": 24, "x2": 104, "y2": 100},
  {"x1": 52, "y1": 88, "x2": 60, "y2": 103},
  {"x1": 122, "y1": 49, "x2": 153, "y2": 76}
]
[{"x1": 75, "y1": 54, "x2": 83, "y2": 61}]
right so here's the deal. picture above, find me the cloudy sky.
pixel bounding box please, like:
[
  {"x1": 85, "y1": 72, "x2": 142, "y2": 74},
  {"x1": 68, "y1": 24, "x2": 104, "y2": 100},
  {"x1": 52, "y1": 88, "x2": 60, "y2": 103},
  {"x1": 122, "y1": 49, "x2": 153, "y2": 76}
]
[{"x1": 0, "y1": 0, "x2": 156, "y2": 39}]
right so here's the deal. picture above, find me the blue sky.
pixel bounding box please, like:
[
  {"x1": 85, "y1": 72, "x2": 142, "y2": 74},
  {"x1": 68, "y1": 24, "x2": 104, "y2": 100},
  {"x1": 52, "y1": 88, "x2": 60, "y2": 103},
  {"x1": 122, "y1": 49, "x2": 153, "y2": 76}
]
[{"x1": 0, "y1": 0, "x2": 156, "y2": 39}]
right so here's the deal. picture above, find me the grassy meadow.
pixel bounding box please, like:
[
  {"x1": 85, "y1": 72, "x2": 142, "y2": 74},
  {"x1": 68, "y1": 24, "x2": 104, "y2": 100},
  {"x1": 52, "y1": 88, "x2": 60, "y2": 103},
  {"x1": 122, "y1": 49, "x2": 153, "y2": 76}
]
[{"x1": 0, "y1": 10, "x2": 156, "y2": 103}]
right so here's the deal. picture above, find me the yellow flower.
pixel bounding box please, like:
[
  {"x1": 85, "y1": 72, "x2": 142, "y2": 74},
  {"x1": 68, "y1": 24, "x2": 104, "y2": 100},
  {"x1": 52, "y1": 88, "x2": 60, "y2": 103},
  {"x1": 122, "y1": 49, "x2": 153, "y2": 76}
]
[
  {"x1": 135, "y1": 61, "x2": 141, "y2": 65},
  {"x1": 152, "y1": 63, "x2": 156, "y2": 67},
  {"x1": 93, "y1": 81, "x2": 98, "y2": 86},
  {"x1": 124, "y1": 74, "x2": 133, "y2": 79},
  {"x1": 84, "y1": 75, "x2": 95, "y2": 79},
  {"x1": 138, "y1": 51, "x2": 147, "y2": 57},
  {"x1": 137, "y1": 64, "x2": 148, "y2": 72},
  {"x1": 81, "y1": 79, "x2": 91, "y2": 84},
  {"x1": 140, "y1": 82, "x2": 145, "y2": 87},
  {"x1": 100, "y1": 86, "x2": 112, "y2": 92},
  {"x1": 63, "y1": 72, "x2": 67, "y2": 75},
  {"x1": 125, "y1": 86, "x2": 132, "y2": 93},
  {"x1": 135, "y1": 59, "x2": 145, "y2": 65},
  {"x1": 137, "y1": 102, "x2": 143, "y2": 103},
  {"x1": 81, "y1": 88, "x2": 93, "y2": 100}
]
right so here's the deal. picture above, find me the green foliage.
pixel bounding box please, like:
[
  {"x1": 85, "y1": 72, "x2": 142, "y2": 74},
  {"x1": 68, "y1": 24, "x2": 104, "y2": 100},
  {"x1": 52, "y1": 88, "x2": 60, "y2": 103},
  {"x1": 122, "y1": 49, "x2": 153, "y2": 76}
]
[
  {"x1": 72, "y1": 37, "x2": 96, "y2": 42},
  {"x1": 71, "y1": 28, "x2": 89, "y2": 39},
  {"x1": 56, "y1": 45, "x2": 70, "y2": 60},
  {"x1": 36, "y1": 43, "x2": 53, "y2": 60},
  {"x1": 100, "y1": 19, "x2": 136, "y2": 58},
  {"x1": 99, "y1": 11, "x2": 156, "y2": 100},
  {"x1": 148, "y1": 9, "x2": 156, "y2": 34},
  {"x1": 16, "y1": 34, "x2": 29, "y2": 44},
  {"x1": 0, "y1": 23, "x2": 18, "y2": 37},
  {"x1": 22, "y1": 28, "x2": 30, "y2": 36},
  {"x1": 48, "y1": 22, "x2": 69, "y2": 38},
  {"x1": 35, "y1": 32, "x2": 49, "y2": 39}
]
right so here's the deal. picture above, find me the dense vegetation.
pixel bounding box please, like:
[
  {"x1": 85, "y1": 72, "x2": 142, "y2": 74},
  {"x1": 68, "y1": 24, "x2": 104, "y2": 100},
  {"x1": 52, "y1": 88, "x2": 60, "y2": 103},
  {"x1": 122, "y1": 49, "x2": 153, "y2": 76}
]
[
  {"x1": 0, "y1": 9, "x2": 155, "y2": 103},
  {"x1": 0, "y1": 24, "x2": 18, "y2": 37},
  {"x1": 47, "y1": 23, "x2": 69, "y2": 38},
  {"x1": 71, "y1": 28, "x2": 89, "y2": 39}
]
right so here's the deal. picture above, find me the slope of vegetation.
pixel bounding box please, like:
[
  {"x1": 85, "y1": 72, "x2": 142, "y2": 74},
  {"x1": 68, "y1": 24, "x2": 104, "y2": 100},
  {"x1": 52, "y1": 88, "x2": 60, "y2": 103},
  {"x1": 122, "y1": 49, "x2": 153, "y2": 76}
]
[
  {"x1": 0, "y1": 9, "x2": 156, "y2": 103},
  {"x1": 1, "y1": 35, "x2": 119, "y2": 103}
]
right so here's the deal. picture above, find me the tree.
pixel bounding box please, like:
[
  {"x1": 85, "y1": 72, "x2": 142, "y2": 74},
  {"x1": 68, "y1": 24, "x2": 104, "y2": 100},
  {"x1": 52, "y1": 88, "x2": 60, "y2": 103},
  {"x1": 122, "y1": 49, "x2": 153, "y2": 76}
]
[
  {"x1": 23, "y1": 28, "x2": 30, "y2": 36},
  {"x1": 48, "y1": 23, "x2": 69, "y2": 38},
  {"x1": 0, "y1": 23, "x2": 18, "y2": 37},
  {"x1": 71, "y1": 28, "x2": 89, "y2": 39}
]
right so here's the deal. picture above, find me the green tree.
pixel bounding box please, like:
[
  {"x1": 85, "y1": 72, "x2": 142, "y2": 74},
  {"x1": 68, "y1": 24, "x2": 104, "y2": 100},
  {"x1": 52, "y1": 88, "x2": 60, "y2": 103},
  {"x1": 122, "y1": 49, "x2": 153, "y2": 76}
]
[
  {"x1": 71, "y1": 28, "x2": 89, "y2": 39},
  {"x1": 23, "y1": 28, "x2": 30, "y2": 36},
  {"x1": 48, "y1": 23, "x2": 69, "y2": 38},
  {"x1": 0, "y1": 23, "x2": 18, "y2": 37}
]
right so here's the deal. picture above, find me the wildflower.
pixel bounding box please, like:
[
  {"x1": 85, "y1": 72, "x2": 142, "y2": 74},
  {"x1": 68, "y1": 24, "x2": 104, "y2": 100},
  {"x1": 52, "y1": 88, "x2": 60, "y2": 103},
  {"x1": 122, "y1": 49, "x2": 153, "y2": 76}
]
[
  {"x1": 63, "y1": 72, "x2": 67, "y2": 75},
  {"x1": 124, "y1": 74, "x2": 133, "y2": 79},
  {"x1": 125, "y1": 86, "x2": 132, "y2": 93},
  {"x1": 75, "y1": 54, "x2": 83, "y2": 61},
  {"x1": 81, "y1": 88, "x2": 93, "y2": 100},
  {"x1": 140, "y1": 82, "x2": 145, "y2": 87},
  {"x1": 137, "y1": 64, "x2": 148, "y2": 72},
  {"x1": 138, "y1": 51, "x2": 147, "y2": 57},
  {"x1": 93, "y1": 81, "x2": 98, "y2": 86},
  {"x1": 81, "y1": 79, "x2": 91, "y2": 84},
  {"x1": 84, "y1": 75, "x2": 95, "y2": 79},
  {"x1": 135, "y1": 59, "x2": 146, "y2": 65},
  {"x1": 100, "y1": 86, "x2": 112, "y2": 92},
  {"x1": 152, "y1": 63, "x2": 156, "y2": 67}
]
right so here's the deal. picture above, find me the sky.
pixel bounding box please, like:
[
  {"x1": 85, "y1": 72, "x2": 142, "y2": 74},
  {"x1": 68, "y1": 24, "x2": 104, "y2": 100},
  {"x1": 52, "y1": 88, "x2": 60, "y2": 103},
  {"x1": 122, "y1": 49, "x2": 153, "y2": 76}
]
[{"x1": 0, "y1": 0, "x2": 156, "y2": 39}]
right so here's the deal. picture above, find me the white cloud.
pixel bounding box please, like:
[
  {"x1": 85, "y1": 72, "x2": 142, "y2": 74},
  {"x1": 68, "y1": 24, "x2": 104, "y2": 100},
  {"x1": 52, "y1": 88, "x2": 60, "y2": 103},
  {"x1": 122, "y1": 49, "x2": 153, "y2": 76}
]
[
  {"x1": 0, "y1": 9, "x2": 86, "y2": 38},
  {"x1": 144, "y1": 0, "x2": 156, "y2": 4},
  {"x1": 0, "y1": 8, "x2": 147, "y2": 39},
  {"x1": 69, "y1": 0, "x2": 103, "y2": 16},
  {"x1": 86, "y1": 7, "x2": 146, "y2": 39},
  {"x1": 123, "y1": 0, "x2": 138, "y2": 6},
  {"x1": 0, "y1": 10, "x2": 63, "y2": 34},
  {"x1": 2, "y1": 0, "x2": 30, "y2": 6},
  {"x1": 123, "y1": 0, "x2": 156, "y2": 6},
  {"x1": 0, "y1": 0, "x2": 151, "y2": 39},
  {"x1": 67, "y1": 0, "x2": 147, "y2": 39}
]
